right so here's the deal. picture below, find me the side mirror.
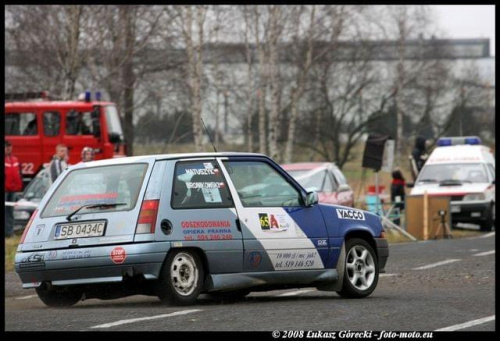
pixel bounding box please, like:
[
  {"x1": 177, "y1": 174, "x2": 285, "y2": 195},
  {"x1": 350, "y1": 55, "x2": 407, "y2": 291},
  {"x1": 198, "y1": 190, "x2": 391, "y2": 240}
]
[
  {"x1": 492, "y1": 179, "x2": 495, "y2": 185},
  {"x1": 337, "y1": 184, "x2": 352, "y2": 193},
  {"x1": 305, "y1": 191, "x2": 318, "y2": 207},
  {"x1": 406, "y1": 183, "x2": 414, "y2": 188}
]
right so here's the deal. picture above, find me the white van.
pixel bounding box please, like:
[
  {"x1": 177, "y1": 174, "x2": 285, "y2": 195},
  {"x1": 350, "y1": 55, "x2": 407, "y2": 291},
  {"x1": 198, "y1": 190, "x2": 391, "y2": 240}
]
[{"x1": 409, "y1": 136, "x2": 495, "y2": 231}]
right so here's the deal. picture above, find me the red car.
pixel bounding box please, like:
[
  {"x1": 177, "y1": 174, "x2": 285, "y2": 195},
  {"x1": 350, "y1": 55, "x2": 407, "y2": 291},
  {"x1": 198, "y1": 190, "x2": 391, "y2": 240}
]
[{"x1": 281, "y1": 162, "x2": 354, "y2": 207}]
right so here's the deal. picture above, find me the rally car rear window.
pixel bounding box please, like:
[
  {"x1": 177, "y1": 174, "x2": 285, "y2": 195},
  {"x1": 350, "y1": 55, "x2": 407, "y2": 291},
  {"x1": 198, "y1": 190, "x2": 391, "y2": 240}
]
[{"x1": 41, "y1": 163, "x2": 148, "y2": 218}]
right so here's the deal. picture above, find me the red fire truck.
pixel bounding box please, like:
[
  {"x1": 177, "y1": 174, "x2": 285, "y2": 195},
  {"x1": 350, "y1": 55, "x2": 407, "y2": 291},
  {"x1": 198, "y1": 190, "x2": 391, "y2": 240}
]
[{"x1": 5, "y1": 91, "x2": 127, "y2": 184}]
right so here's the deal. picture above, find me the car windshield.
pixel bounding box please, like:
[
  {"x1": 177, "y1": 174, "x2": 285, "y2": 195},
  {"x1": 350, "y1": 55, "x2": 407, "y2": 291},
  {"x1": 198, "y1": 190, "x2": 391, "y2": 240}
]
[
  {"x1": 41, "y1": 163, "x2": 148, "y2": 218},
  {"x1": 286, "y1": 168, "x2": 329, "y2": 192},
  {"x1": 417, "y1": 163, "x2": 488, "y2": 184}
]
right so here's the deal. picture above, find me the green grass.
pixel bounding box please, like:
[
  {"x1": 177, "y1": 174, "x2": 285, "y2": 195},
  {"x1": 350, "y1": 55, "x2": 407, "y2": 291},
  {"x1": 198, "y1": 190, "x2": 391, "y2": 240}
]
[{"x1": 5, "y1": 234, "x2": 21, "y2": 272}]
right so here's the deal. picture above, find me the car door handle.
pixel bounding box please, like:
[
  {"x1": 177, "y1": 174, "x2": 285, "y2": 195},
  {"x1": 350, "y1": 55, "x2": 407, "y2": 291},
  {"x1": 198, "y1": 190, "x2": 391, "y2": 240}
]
[{"x1": 235, "y1": 219, "x2": 242, "y2": 232}]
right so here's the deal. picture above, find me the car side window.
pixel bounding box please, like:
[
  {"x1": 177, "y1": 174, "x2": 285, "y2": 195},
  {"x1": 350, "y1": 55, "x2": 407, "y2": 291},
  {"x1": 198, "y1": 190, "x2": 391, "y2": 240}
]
[
  {"x1": 66, "y1": 110, "x2": 93, "y2": 135},
  {"x1": 171, "y1": 160, "x2": 233, "y2": 209},
  {"x1": 223, "y1": 160, "x2": 302, "y2": 207},
  {"x1": 487, "y1": 164, "x2": 495, "y2": 182},
  {"x1": 5, "y1": 112, "x2": 37, "y2": 136},
  {"x1": 323, "y1": 171, "x2": 337, "y2": 192},
  {"x1": 43, "y1": 111, "x2": 61, "y2": 137},
  {"x1": 332, "y1": 167, "x2": 347, "y2": 185}
]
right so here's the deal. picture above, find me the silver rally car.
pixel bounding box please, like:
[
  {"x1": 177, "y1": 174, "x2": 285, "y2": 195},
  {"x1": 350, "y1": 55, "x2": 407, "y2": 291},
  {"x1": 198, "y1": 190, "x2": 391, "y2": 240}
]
[{"x1": 16, "y1": 152, "x2": 388, "y2": 307}]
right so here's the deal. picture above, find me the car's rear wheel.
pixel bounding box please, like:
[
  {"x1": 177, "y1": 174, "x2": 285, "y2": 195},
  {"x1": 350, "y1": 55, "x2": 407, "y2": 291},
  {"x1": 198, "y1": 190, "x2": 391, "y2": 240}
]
[
  {"x1": 337, "y1": 238, "x2": 379, "y2": 298},
  {"x1": 480, "y1": 204, "x2": 494, "y2": 232},
  {"x1": 35, "y1": 283, "x2": 82, "y2": 307},
  {"x1": 157, "y1": 250, "x2": 204, "y2": 306}
]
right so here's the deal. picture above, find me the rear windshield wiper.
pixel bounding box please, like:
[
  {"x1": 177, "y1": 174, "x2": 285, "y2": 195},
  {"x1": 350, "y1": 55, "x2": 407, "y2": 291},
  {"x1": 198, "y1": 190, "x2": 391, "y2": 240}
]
[
  {"x1": 417, "y1": 179, "x2": 437, "y2": 183},
  {"x1": 66, "y1": 203, "x2": 127, "y2": 221}
]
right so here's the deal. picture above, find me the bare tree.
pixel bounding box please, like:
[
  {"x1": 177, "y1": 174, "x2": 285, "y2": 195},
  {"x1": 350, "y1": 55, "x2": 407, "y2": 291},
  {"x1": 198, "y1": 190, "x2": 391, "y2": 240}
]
[
  {"x1": 267, "y1": 5, "x2": 285, "y2": 160},
  {"x1": 379, "y1": 5, "x2": 431, "y2": 165},
  {"x1": 283, "y1": 6, "x2": 348, "y2": 163},
  {"x1": 6, "y1": 5, "x2": 89, "y2": 99}
]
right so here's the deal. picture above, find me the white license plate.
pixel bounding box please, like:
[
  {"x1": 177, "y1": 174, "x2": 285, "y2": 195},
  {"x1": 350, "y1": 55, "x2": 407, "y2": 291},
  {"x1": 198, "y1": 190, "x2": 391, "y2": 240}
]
[
  {"x1": 451, "y1": 206, "x2": 461, "y2": 213},
  {"x1": 54, "y1": 221, "x2": 106, "y2": 240}
]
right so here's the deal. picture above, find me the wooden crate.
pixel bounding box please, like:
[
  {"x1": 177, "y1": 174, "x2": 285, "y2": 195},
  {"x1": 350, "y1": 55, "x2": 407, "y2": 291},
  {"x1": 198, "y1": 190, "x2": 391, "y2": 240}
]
[{"x1": 405, "y1": 195, "x2": 452, "y2": 240}]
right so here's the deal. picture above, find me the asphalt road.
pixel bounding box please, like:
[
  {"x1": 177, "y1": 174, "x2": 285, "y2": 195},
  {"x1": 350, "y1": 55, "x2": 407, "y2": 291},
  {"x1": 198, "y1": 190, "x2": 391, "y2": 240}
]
[{"x1": 5, "y1": 232, "x2": 495, "y2": 332}]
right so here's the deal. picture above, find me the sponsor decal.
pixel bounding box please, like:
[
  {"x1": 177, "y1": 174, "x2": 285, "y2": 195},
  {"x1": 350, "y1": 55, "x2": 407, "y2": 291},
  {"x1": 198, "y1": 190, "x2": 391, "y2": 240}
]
[
  {"x1": 185, "y1": 168, "x2": 220, "y2": 176},
  {"x1": 336, "y1": 209, "x2": 365, "y2": 220},
  {"x1": 203, "y1": 162, "x2": 214, "y2": 169},
  {"x1": 61, "y1": 250, "x2": 91, "y2": 260},
  {"x1": 32, "y1": 244, "x2": 43, "y2": 249},
  {"x1": 258, "y1": 213, "x2": 289, "y2": 231},
  {"x1": 186, "y1": 182, "x2": 225, "y2": 189},
  {"x1": 259, "y1": 213, "x2": 270, "y2": 230},
  {"x1": 317, "y1": 239, "x2": 327, "y2": 247},
  {"x1": 201, "y1": 188, "x2": 222, "y2": 203},
  {"x1": 181, "y1": 221, "x2": 231, "y2": 228},
  {"x1": 172, "y1": 242, "x2": 183, "y2": 247},
  {"x1": 250, "y1": 252, "x2": 262, "y2": 268},
  {"x1": 110, "y1": 247, "x2": 126, "y2": 264},
  {"x1": 34, "y1": 224, "x2": 45, "y2": 237},
  {"x1": 20, "y1": 253, "x2": 46, "y2": 269},
  {"x1": 269, "y1": 250, "x2": 323, "y2": 270},
  {"x1": 48, "y1": 250, "x2": 58, "y2": 260},
  {"x1": 72, "y1": 238, "x2": 78, "y2": 245}
]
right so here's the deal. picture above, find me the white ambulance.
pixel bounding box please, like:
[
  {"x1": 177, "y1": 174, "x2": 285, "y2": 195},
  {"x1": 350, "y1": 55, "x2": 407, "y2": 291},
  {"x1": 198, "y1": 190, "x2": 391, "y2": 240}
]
[{"x1": 409, "y1": 136, "x2": 495, "y2": 231}]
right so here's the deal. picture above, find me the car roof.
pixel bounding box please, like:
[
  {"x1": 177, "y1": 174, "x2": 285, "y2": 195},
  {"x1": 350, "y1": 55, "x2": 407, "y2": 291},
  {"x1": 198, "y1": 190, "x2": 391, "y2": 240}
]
[
  {"x1": 281, "y1": 162, "x2": 332, "y2": 171},
  {"x1": 69, "y1": 152, "x2": 269, "y2": 169}
]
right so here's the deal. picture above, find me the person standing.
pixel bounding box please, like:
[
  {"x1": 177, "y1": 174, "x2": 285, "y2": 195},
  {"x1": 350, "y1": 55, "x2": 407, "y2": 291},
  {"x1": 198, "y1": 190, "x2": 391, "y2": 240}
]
[
  {"x1": 390, "y1": 168, "x2": 406, "y2": 227},
  {"x1": 47, "y1": 144, "x2": 69, "y2": 185},
  {"x1": 410, "y1": 136, "x2": 428, "y2": 181},
  {"x1": 80, "y1": 146, "x2": 95, "y2": 163},
  {"x1": 5, "y1": 140, "x2": 23, "y2": 237}
]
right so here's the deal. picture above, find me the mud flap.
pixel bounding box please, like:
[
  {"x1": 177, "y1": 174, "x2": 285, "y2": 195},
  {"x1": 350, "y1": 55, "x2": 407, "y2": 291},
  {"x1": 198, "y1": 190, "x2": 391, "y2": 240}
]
[{"x1": 316, "y1": 242, "x2": 345, "y2": 292}]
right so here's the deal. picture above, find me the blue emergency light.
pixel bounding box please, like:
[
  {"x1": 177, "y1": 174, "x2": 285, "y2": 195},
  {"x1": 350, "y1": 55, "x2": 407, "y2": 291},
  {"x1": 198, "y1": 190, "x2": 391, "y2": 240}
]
[
  {"x1": 85, "y1": 90, "x2": 91, "y2": 102},
  {"x1": 95, "y1": 91, "x2": 101, "y2": 101},
  {"x1": 437, "y1": 136, "x2": 481, "y2": 147}
]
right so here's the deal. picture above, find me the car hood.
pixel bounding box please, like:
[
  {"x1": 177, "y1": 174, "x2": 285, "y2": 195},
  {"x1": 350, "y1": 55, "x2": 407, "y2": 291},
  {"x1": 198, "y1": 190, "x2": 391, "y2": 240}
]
[{"x1": 410, "y1": 183, "x2": 491, "y2": 196}]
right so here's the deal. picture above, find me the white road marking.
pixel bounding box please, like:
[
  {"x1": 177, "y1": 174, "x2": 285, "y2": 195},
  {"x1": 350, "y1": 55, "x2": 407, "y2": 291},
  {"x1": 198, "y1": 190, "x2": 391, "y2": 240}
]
[
  {"x1": 277, "y1": 289, "x2": 314, "y2": 297},
  {"x1": 15, "y1": 295, "x2": 37, "y2": 300},
  {"x1": 473, "y1": 250, "x2": 495, "y2": 257},
  {"x1": 380, "y1": 273, "x2": 398, "y2": 277},
  {"x1": 435, "y1": 315, "x2": 495, "y2": 331},
  {"x1": 90, "y1": 309, "x2": 201, "y2": 329},
  {"x1": 412, "y1": 259, "x2": 461, "y2": 270},
  {"x1": 480, "y1": 232, "x2": 495, "y2": 239}
]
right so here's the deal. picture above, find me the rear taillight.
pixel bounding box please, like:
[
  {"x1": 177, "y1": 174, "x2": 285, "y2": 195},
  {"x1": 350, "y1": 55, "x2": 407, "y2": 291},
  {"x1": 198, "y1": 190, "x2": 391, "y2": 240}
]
[
  {"x1": 136, "y1": 200, "x2": 159, "y2": 234},
  {"x1": 20, "y1": 209, "x2": 38, "y2": 244}
]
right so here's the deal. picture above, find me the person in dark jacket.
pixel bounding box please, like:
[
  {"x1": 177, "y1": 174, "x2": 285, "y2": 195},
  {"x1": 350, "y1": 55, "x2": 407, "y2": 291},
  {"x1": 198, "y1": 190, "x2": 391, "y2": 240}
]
[
  {"x1": 390, "y1": 168, "x2": 406, "y2": 226},
  {"x1": 4, "y1": 140, "x2": 23, "y2": 237},
  {"x1": 410, "y1": 136, "x2": 428, "y2": 180}
]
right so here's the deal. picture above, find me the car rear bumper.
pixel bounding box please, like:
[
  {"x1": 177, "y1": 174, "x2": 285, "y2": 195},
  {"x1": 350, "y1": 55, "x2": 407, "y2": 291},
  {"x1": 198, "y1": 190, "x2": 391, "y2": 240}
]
[
  {"x1": 451, "y1": 201, "x2": 491, "y2": 223},
  {"x1": 375, "y1": 238, "x2": 389, "y2": 273},
  {"x1": 15, "y1": 242, "x2": 171, "y2": 288}
]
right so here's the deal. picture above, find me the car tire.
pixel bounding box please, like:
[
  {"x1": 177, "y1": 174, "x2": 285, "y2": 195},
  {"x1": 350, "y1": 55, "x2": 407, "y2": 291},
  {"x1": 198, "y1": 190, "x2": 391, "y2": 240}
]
[
  {"x1": 157, "y1": 250, "x2": 204, "y2": 306},
  {"x1": 337, "y1": 238, "x2": 379, "y2": 298},
  {"x1": 35, "y1": 283, "x2": 82, "y2": 307},
  {"x1": 480, "y1": 204, "x2": 494, "y2": 232},
  {"x1": 208, "y1": 289, "x2": 251, "y2": 301}
]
